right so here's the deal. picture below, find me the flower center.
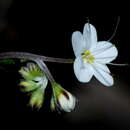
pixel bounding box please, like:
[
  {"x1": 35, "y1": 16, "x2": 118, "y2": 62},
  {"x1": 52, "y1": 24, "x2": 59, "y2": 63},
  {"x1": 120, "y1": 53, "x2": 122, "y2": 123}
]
[{"x1": 82, "y1": 50, "x2": 95, "y2": 64}]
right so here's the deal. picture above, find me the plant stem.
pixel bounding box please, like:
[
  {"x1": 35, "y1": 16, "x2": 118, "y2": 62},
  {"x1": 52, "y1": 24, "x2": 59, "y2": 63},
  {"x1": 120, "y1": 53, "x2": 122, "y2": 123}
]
[
  {"x1": 36, "y1": 60, "x2": 55, "y2": 83},
  {"x1": 0, "y1": 52, "x2": 74, "y2": 64}
]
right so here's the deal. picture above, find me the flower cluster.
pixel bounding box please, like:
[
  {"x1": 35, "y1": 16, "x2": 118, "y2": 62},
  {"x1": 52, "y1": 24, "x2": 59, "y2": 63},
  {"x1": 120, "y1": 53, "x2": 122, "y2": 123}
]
[{"x1": 19, "y1": 63, "x2": 76, "y2": 112}]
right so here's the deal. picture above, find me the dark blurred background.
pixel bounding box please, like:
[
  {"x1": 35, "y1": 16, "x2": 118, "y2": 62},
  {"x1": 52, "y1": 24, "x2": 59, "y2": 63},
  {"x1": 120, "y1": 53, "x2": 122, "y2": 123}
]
[{"x1": 0, "y1": 0, "x2": 130, "y2": 129}]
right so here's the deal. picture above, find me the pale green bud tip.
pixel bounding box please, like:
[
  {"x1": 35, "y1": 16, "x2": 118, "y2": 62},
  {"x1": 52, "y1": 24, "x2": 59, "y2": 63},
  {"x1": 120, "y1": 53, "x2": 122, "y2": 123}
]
[
  {"x1": 50, "y1": 97, "x2": 56, "y2": 111},
  {"x1": 29, "y1": 90, "x2": 44, "y2": 109}
]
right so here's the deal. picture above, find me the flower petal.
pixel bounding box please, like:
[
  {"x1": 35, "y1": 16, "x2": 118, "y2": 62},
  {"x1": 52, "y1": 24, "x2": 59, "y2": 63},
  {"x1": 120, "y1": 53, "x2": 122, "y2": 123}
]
[
  {"x1": 59, "y1": 92, "x2": 76, "y2": 112},
  {"x1": 74, "y1": 57, "x2": 94, "y2": 83},
  {"x1": 83, "y1": 23, "x2": 97, "y2": 50},
  {"x1": 92, "y1": 63, "x2": 114, "y2": 86},
  {"x1": 93, "y1": 41, "x2": 118, "y2": 63},
  {"x1": 93, "y1": 62, "x2": 110, "y2": 73},
  {"x1": 72, "y1": 31, "x2": 86, "y2": 57}
]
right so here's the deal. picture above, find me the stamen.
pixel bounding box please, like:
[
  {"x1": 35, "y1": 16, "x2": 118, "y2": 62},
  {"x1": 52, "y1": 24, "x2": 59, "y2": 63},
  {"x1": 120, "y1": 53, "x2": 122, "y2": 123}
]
[{"x1": 82, "y1": 50, "x2": 95, "y2": 64}]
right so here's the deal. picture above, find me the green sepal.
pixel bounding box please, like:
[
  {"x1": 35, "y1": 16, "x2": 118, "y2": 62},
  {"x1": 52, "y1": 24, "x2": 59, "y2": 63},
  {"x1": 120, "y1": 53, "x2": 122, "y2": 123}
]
[
  {"x1": 19, "y1": 63, "x2": 44, "y2": 81},
  {"x1": 52, "y1": 82, "x2": 64, "y2": 97},
  {"x1": 50, "y1": 96, "x2": 56, "y2": 111},
  {"x1": 50, "y1": 82, "x2": 65, "y2": 112},
  {"x1": 29, "y1": 89, "x2": 44, "y2": 109},
  {"x1": 20, "y1": 80, "x2": 39, "y2": 92}
]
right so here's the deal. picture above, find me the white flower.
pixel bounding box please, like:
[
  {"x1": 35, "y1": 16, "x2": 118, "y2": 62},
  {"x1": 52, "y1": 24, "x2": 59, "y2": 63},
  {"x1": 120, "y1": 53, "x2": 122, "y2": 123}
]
[{"x1": 72, "y1": 23, "x2": 118, "y2": 86}]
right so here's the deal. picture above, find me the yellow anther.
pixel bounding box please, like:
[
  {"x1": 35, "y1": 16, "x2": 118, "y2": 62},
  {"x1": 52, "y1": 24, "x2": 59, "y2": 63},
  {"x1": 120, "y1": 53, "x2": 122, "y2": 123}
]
[{"x1": 82, "y1": 50, "x2": 95, "y2": 64}]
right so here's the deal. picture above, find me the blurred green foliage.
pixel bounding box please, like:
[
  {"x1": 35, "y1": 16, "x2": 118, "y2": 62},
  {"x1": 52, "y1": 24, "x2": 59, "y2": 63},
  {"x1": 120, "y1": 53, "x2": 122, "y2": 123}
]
[{"x1": 0, "y1": 59, "x2": 15, "y2": 64}]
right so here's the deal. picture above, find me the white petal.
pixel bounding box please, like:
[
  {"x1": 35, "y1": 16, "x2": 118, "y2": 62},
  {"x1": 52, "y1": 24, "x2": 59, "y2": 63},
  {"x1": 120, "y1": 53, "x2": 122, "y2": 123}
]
[
  {"x1": 93, "y1": 41, "x2": 118, "y2": 63},
  {"x1": 59, "y1": 95, "x2": 70, "y2": 112},
  {"x1": 59, "y1": 92, "x2": 76, "y2": 112},
  {"x1": 74, "y1": 57, "x2": 94, "y2": 83},
  {"x1": 83, "y1": 23, "x2": 97, "y2": 50},
  {"x1": 92, "y1": 64, "x2": 114, "y2": 86},
  {"x1": 93, "y1": 62, "x2": 110, "y2": 73},
  {"x1": 72, "y1": 31, "x2": 86, "y2": 57}
]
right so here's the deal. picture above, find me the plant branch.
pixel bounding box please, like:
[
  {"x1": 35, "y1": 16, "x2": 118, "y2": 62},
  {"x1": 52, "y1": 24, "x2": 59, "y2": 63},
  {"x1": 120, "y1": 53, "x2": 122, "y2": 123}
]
[{"x1": 0, "y1": 52, "x2": 74, "y2": 64}]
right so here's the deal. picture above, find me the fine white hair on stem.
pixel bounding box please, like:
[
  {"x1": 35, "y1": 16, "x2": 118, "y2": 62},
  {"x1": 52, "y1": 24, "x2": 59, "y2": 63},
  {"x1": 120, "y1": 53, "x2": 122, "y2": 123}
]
[
  {"x1": 108, "y1": 16, "x2": 120, "y2": 42},
  {"x1": 107, "y1": 63, "x2": 130, "y2": 66}
]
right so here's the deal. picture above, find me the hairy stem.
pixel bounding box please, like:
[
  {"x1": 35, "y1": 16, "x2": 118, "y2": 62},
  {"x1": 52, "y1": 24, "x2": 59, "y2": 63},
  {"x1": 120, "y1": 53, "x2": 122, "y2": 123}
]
[
  {"x1": 107, "y1": 63, "x2": 130, "y2": 66},
  {"x1": 0, "y1": 52, "x2": 74, "y2": 63}
]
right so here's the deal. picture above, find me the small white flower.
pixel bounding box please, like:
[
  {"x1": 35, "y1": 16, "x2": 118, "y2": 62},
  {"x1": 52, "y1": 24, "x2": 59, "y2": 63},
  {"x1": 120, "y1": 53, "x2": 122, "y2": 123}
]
[{"x1": 72, "y1": 23, "x2": 118, "y2": 86}]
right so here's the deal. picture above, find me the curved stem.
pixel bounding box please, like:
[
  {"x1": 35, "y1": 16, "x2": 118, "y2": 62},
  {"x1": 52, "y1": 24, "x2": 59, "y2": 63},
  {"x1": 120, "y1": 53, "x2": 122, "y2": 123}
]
[
  {"x1": 36, "y1": 59, "x2": 55, "y2": 83},
  {"x1": 0, "y1": 52, "x2": 56, "y2": 83},
  {"x1": 108, "y1": 16, "x2": 120, "y2": 41},
  {"x1": 0, "y1": 52, "x2": 74, "y2": 64}
]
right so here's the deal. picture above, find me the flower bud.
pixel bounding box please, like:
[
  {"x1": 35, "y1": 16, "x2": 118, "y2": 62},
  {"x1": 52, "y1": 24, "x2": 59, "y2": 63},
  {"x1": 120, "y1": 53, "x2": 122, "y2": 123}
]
[
  {"x1": 19, "y1": 63, "x2": 48, "y2": 109},
  {"x1": 51, "y1": 83, "x2": 76, "y2": 112}
]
